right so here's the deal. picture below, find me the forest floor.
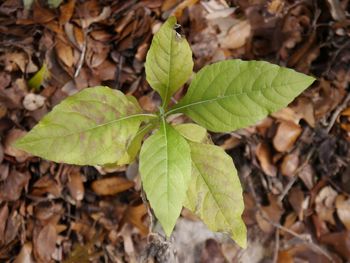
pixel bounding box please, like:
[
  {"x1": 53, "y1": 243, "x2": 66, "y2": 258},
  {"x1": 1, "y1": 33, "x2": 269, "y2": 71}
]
[{"x1": 1, "y1": 0, "x2": 350, "y2": 262}]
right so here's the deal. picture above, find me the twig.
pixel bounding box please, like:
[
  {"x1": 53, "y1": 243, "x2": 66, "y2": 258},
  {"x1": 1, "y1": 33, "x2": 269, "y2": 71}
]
[
  {"x1": 272, "y1": 229, "x2": 280, "y2": 263},
  {"x1": 140, "y1": 186, "x2": 155, "y2": 233},
  {"x1": 325, "y1": 92, "x2": 350, "y2": 133},
  {"x1": 245, "y1": 167, "x2": 334, "y2": 262},
  {"x1": 261, "y1": 212, "x2": 334, "y2": 262},
  {"x1": 278, "y1": 148, "x2": 315, "y2": 202},
  {"x1": 74, "y1": 28, "x2": 88, "y2": 78}
]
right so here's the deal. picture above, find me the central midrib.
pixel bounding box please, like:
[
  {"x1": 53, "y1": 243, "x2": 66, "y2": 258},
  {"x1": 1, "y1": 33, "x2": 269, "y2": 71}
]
[
  {"x1": 18, "y1": 113, "x2": 157, "y2": 143},
  {"x1": 166, "y1": 79, "x2": 308, "y2": 116}
]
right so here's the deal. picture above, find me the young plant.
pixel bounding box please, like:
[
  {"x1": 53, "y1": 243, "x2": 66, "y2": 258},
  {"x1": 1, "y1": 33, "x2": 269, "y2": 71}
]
[{"x1": 15, "y1": 17, "x2": 315, "y2": 248}]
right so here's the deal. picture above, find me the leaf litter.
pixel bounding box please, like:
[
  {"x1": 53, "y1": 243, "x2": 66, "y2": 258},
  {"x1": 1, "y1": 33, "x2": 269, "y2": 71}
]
[{"x1": 1, "y1": 0, "x2": 350, "y2": 262}]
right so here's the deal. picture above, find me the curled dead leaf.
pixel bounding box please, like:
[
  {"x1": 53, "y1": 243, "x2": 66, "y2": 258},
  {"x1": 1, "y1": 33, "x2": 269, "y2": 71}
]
[
  {"x1": 34, "y1": 224, "x2": 57, "y2": 262},
  {"x1": 55, "y1": 39, "x2": 74, "y2": 67},
  {"x1": 67, "y1": 171, "x2": 85, "y2": 201},
  {"x1": 14, "y1": 242, "x2": 33, "y2": 263},
  {"x1": 121, "y1": 203, "x2": 148, "y2": 236},
  {"x1": 336, "y1": 195, "x2": 350, "y2": 230},
  {"x1": 220, "y1": 20, "x2": 251, "y2": 49},
  {"x1": 256, "y1": 142, "x2": 277, "y2": 177},
  {"x1": 273, "y1": 120, "x2": 302, "y2": 152},
  {"x1": 281, "y1": 151, "x2": 299, "y2": 177},
  {"x1": 91, "y1": 177, "x2": 134, "y2": 196},
  {"x1": 0, "y1": 204, "x2": 9, "y2": 246},
  {"x1": 0, "y1": 170, "x2": 30, "y2": 202},
  {"x1": 59, "y1": 0, "x2": 75, "y2": 25},
  {"x1": 315, "y1": 186, "x2": 337, "y2": 225}
]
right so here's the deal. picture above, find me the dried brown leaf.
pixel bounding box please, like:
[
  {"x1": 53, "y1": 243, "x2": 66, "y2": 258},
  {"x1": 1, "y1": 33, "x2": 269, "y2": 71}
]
[
  {"x1": 256, "y1": 142, "x2": 277, "y2": 177},
  {"x1": 0, "y1": 204, "x2": 9, "y2": 246},
  {"x1": 34, "y1": 224, "x2": 57, "y2": 262},
  {"x1": 320, "y1": 231, "x2": 350, "y2": 260},
  {"x1": 0, "y1": 170, "x2": 30, "y2": 201},
  {"x1": 59, "y1": 0, "x2": 75, "y2": 25},
  {"x1": 67, "y1": 171, "x2": 84, "y2": 201},
  {"x1": 122, "y1": 203, "x2": 148, "y2": 236},
  {"x1": 273, "y1": 120, "x2": 302, "y2": 152},
  {"x1": 281, "y1": 151, "x2": 299, "y2": 177},
  {"x1": 31, "y1": 175, "x2": 62, "y2": 198},
  {"x1": 33, "y1": 1, "x2": 56, "y2": 24},
  {"x1": 14, "y1": 243, "x2": 33, "y2": 263},
  {"x1": 55, "y1": 39, "x2": 74, "y2": 68},
  {"x1": 91, "y1": 176, "x2": 134, "y2": 196},
  {"x1": 220, "y1": 20, "x2": 251, "y2": 49},
  {"x1": 336, "y1": 195, "x2": 350, "y2": 230},
  {"x1": 315, "y1": 186, "x2": 337, "y2": 225}
]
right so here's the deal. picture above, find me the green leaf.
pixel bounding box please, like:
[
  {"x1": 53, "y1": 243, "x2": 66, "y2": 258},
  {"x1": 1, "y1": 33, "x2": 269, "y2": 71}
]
[
  {"x1": 23, "y1": 0, "x2": 34, "y2": 9},
  {"x1": 48, "y1": 0, "x2": 63, "y2": 8},
  {"x1": 114, "y1": 123, "x2": 155, "y2": 166},
  {"x1": 174, "y1": 123, "x2": 209, "y2": 143},
  {"x1": 184, "y1": 142, "x2": 247, "y2": 248},
  {"x1": 145, "y1": 16, "x2": 193, "y2": 107},
  {"x1": 139, "y1": 120, "x2": 191, "y2": 236},
  {"x1": 14, "y1": 86, "x2": 156, "y2": 165},
  {"x1": 28, "y1": 63, "x2": 49, "y2": 91},
  {"x1": 169, "y1": 60, "x2": 315, "y2": 132}
]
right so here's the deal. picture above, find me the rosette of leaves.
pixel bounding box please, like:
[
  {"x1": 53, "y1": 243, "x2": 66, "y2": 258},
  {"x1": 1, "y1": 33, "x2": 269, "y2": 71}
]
[{"x1": 15, "y1": 16, "x2": 315, "y2": 248}]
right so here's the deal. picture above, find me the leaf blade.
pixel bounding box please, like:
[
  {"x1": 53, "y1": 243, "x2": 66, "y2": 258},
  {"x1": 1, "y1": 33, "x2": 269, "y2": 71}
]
[
  {"x1": 145, "y1": 16, "x2": 193, "y2": 106},
  {"x1": 184, "y1": 142, "x2": 247, "y2": 248},
  {"x1": 139, "y1": 120, "x2": 191, "y2": 236},
  {"x1": 15, "y1": 86, "x2": 155, "y2": 165},
  {"x1": 170, "y1": 60, "x2": 315, "y2": 132}
]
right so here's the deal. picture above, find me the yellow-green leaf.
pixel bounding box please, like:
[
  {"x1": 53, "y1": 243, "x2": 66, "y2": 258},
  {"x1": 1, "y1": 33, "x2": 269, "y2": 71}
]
[
  {"x1": 14, "y1": 86, "x2": 156, "y2": 165},
  {"x1": 145, "y1": 16, "x2": 193, "y2": 106},
  {"x1": 184, "y1": 142, "x2": 247, "y2": 248},
  {"x1": 169, "y1": 60, "x2": 315, "y2": 132},
  {"x1": 174, "y1": 123, "x2": 209, "y2": 143},
  {"x1": 139, "y1": 120, "x2": 191, "y2": 236},
  {"x1": 28, "y1": 63, "x2": 49, "y2": 91}
]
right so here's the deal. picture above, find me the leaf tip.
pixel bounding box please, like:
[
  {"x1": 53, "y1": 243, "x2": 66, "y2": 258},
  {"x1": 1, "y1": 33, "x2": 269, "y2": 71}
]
[
  {"x1": 166, "y1": 16, "x2": 177, "y2": 26},
  {"x1": 232, "y1": 221, "x2": 247, "y2": 249}
]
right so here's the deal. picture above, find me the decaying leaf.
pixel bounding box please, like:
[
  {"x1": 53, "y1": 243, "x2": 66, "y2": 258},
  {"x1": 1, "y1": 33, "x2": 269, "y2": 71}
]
[
  {"x1": 273, "y1": 120, "x2": 302, "y2": 152},
  {"x1": 315, "y1": 186, "x2": 337, "y2": 225},
  {"x1": 0, "y1": 170, "x2": 30, "y2": 201},
  {"x1": 91, "y1": 176, "x2": 134, "y2": 196},
  {"x1": 67, "y1": 171, "x2": 85, "y2": 201},
  {"x1": 220, "y1": 20, "x2": 251, "y2": 50},
  {"x1": 121, "y1": 203, "x2": 148, "y2": 235},
  {"x1": 34, "y1": 224, "x2": 57, "y2": 262},
  {"x1": 256, "y1": 142, "x2": 277, "y2": 177},
  {"x1": 336, "y1": 195, "x2": 350, "y2": 230}
]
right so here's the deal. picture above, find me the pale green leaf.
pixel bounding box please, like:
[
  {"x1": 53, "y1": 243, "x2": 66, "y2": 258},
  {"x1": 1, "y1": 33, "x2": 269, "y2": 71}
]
[
  {"x1": 23, "y1": 0, "x2": 34, "y2": 9},
  {"x1": 139, "y1": 120, "x2": 191, "y2": 236},
  {"x1": 114, "y1": 123, "x2": 155, "y2": 166},
  {"x1": 145, "y1": 16, "x2": 193, "y2": 106},
  {"x1": 28, "y1": 63, "x2": 49, "y2": 91},
  {"x1": 48, "y1": 0, "x2": 63, "y2": 8},
  {"x1": 184, "y1": 142, "x2": 247, "y2": 248},
  {"x1": 169, "y1": 60, "x2": 315, "y2": 132},
  {"x1": 174, "y1": 123, "x2": 209, "y2": 143},
  {"x1": 14, "y1": 86, "x2": 156, "y2": 165}
]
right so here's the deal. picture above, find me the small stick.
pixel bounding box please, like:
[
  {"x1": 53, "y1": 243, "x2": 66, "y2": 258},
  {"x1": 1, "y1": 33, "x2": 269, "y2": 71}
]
[
  {"x1": 246, "y1": 168, "x2": 334, "y2": 262},
  {"x1": 74, "y1": 27, "x2": 88, "y2": 78},
  {"x1": 278, "y1": 148, "x2": 315, "y2": 202},
  {"x1": 272, "y1": 229, "x2": 280, "y2": 263},
  {"x1": 325, "y1": 92, "x2": 350, "y2": 133}
]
